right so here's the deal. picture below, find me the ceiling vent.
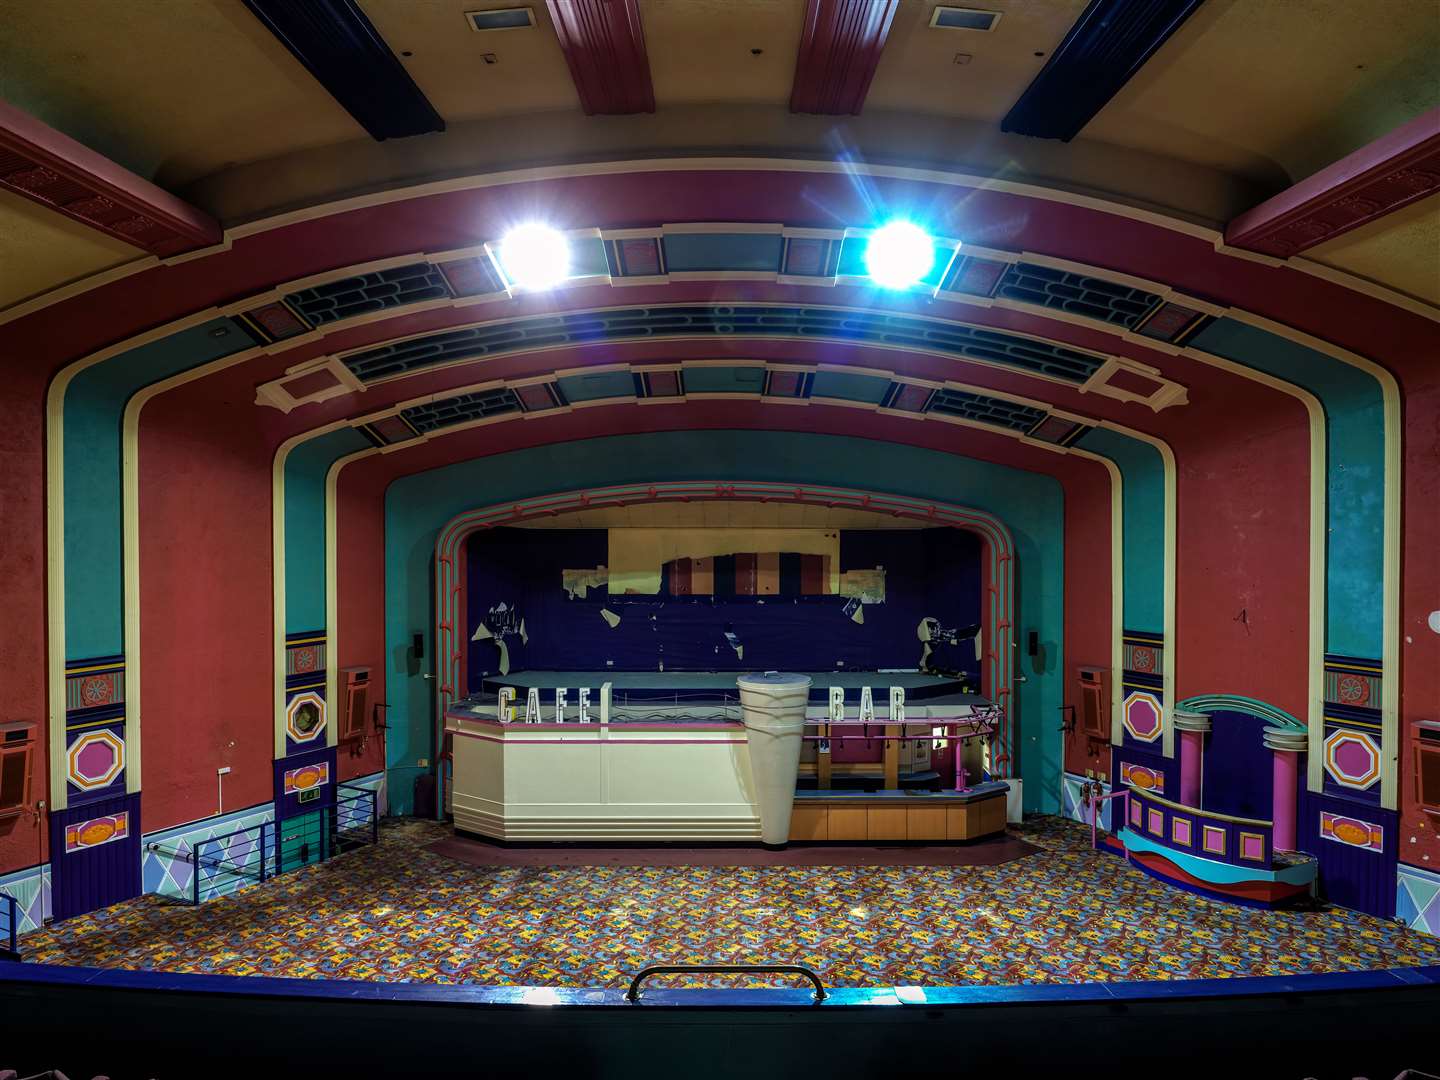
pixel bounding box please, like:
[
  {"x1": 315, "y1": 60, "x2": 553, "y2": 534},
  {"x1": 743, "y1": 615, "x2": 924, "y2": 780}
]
[
  {"x1": 466, "y1": 7, "x2": 535, "y2": 32},
  {"x1": 930, "y1": 7, "x2": 1001, "y2": 31}
]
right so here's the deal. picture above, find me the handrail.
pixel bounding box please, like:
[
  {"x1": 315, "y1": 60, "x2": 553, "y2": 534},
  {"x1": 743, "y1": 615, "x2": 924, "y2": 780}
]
[
  {"x1": 1124, "y1": 784, "x2": 1272, "y2": 827},
  {"x1": 626, "y1": 964, "x2": 826, "y2": 1002},
  {"x1": 1, "y1": 890, "x2": 17, "y2": 961}
]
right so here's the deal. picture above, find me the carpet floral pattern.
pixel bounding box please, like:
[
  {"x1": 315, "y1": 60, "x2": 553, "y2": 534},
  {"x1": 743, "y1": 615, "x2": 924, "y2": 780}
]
[{"x1": 19, "y1": 816, "x2": 1440, "y2": 989}]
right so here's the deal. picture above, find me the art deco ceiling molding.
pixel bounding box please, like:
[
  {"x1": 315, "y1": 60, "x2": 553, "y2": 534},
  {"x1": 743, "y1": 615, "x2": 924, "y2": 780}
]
[
  {"x1": 546, "y1": 0, "x2": 655, "y2": 115},
  {"x1": 1225, "y1": 106, "x2": 1440, "y2": 258},
  {"x1": 790, "y1": 0, "x2": 899, "y2": 116},
  {"x1": 0, "y1": 102, "x2": 221, "y2": 257}
]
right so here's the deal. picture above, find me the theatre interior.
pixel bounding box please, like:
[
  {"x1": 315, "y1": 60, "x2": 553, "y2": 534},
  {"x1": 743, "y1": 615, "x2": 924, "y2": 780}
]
[{"x1": 0, "y1": 0, "x2": 1438, "y2": 1075}]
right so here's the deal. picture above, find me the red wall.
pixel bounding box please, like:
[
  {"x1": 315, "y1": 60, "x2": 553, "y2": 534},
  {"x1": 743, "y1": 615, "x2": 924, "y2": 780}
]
[
  {"x1": 138, "y1": 384, "x2": 277, "y2": 829},
  {"x1": 0, "y1": 368, "x2": 49, "y2": 871}
]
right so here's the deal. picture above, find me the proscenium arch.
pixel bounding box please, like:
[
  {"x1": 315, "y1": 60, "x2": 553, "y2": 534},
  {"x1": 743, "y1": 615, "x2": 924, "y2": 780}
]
[
  {"x1": 37, "y1": 172, "x2": 1401, "y2": 816},
  {"x1": 432, "y1": 479, "x2": 1017, "y2": 775},
  {"x1": 372, "y1": 429, "x2": 1069, "y2": 815}
]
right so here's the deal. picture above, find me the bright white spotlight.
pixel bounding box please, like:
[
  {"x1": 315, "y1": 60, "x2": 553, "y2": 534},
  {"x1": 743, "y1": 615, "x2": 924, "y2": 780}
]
[
  {"x1": 496, "y1": 223, "x2": 571, "y2": 290},
  {"x1": 864, "y1": 221, "x2": 936, "y2": 290}
]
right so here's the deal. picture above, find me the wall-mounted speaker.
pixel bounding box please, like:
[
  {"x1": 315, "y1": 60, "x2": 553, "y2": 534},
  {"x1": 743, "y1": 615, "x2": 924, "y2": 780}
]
[
  {"x1": 1027, "y1": 631, "x2": 1039, "y2": 657},
  {"x1": 412, "y1": 633, "x2": 425, "y2": 659}
]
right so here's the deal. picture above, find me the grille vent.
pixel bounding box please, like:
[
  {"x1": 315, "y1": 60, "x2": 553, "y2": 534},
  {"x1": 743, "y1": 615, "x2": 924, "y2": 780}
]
[
  {"x1": 285, "y1": 263, "x2": 452, "y2": 326},
  {"x1": 995, "y1": 264, "x2": 1161, "y2": 329}
]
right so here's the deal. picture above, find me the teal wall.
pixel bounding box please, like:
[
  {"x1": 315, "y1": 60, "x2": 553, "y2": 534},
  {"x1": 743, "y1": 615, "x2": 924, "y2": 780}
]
[
  {"x1": 1191, "y1": 319, "x2": 1385, "y2": 659},
  {"x1": 283, "y1": 428, "x2": 372, "y2": 635},
  {"x1": 61, "y1": 318, "x2": 250, "y2": 660},
  {"x1": 381, "y1": 431, "x2": 1068, "y2": 814},
  {"x1": 1073, "y1": 427, "x2": 1165, "y2": 635}
]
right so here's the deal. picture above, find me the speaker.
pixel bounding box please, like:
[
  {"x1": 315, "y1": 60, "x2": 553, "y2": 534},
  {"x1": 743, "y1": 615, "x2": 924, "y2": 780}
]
[
  {"x1": 412, "y1": 633, "x2": 424, "y2": 659},
  {"x1": 1027, "y1": 630, "x2": 1039, "y2": 656}
]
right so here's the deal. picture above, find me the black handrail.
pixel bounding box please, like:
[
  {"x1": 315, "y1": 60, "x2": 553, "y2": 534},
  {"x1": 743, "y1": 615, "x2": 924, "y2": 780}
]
[{"x1": 625, "y1": 964, "x2": 826, "y2": 1002}]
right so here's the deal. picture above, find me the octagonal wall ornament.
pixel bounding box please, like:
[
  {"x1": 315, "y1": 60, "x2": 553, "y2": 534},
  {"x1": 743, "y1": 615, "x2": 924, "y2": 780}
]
[
  {"x1": 1122, "y1": 690, "x2": 1163, "y2": 743},
  {"x1": 66, "y1": 729, "x2": 125, "y2": 791},
  {"x1": 1323, "y1": 729, "x2": 1381, "y2": 790},
  {"x1": 286, "y1": 691, "x2": 327, "y2": 744}
]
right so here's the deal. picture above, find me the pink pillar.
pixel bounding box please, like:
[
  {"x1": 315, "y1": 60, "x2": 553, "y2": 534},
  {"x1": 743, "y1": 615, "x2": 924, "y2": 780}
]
[
  {"x1": 1173, "y1": 709, "x2": 1211, "y2": 808},
  {"x1": 1180, "y1": 732, "x2": 1203, "y2": 806},
  {"x1": 1271, "y1": 750, "x2": 1299, "y2": 851},
  {"x1": 1264, "y1": 729, "x2": 1308, "y2": 852}
]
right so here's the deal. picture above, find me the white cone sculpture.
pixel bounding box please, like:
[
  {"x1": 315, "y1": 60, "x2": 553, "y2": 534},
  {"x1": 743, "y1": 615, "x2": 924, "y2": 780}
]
[{"x1": 737, "y1": 673, "x2": 812, "y2": 845}]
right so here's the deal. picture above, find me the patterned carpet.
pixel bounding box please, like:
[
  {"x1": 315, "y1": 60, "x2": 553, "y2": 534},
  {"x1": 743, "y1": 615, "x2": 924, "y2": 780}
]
[{"x1": 19, "y1": 816, "x2": 1440, "y2": 989}]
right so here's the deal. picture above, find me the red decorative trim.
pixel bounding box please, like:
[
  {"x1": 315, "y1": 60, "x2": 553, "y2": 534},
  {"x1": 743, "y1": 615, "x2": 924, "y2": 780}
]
[
  {"x1": 0, "y1": 102, "x2": 221, "y2": 257},
  {"x1": 546, "y1": 0, "x2": 655, "y2": 115},
  {"x1": 1225, "y1": 106, "x2": 1440, "y2": 258},
  {"x1": 790, "y1": 0, "x2": 899, "y2": 116}
]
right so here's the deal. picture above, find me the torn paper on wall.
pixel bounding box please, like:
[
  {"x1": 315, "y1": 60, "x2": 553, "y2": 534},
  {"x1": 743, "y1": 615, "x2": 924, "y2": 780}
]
[
  {"x1": 838, "y1": 567, "x2": 886, "y2": 604},
  {"x1": 563, "y1": 566, "x2": 609, "y2": 599},
  {"x1": 600, "y1": 608, "x2": 621, "y2": 628}
]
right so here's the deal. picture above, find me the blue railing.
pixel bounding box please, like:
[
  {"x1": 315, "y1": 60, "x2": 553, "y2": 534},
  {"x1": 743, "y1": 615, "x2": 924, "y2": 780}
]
[
  {"x1": 146, "y1": 820, "x2": 276, "y2": 906},
  {"x1": 142, "y1": 787, "x2": 380, "y2": 906},
  {"x1": 334, "y1": 784, "x2": 379, "y2": 851},
  {"x1": 1, "y1": 890, "x2": 17, "y2": 960}
]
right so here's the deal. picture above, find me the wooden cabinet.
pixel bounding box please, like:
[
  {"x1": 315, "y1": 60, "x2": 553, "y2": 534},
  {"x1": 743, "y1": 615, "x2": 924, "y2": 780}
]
[
  {"x1": 789, "y1": 792, "x2": 1009, "y2": 842},
  {"x1": 907, "y1": 806, "x2": 947, "y2": 841},
  {"x1": 789, "y1": 805, "x2": 829, "y2": 841},
  {"x1": 866, "y1": 808, "x2": 907, "y2": 840}
]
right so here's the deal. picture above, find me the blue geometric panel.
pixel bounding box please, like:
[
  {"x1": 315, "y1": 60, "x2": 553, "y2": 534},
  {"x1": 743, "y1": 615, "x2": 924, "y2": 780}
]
[{"x1": 341, "y1": 306, "x2": 1108, "y2": 385}]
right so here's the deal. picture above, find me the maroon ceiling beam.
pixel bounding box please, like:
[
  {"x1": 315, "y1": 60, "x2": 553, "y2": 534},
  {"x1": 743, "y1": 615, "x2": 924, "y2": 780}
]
[
  {"x1": 790, "y1": 0, "x2": 899, "y2": 115},
  {"x1": 546, "y1": 0, "x2": 655, "y2": 115},
  {"x1": 1225, "y1": 106, "x2": 1440, "y2": 259},
  {"x1": 0, "y1": 101, "x2": 221, "y2": 257}
]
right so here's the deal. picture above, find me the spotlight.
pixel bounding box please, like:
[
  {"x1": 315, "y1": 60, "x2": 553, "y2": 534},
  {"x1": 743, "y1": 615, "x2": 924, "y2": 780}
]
[
  {"x1": 496, "y1": 223, "x2": 571, "y2": 290},
  {"x1": 864, "y1": 221, "x2": 937, "y2": 290}
]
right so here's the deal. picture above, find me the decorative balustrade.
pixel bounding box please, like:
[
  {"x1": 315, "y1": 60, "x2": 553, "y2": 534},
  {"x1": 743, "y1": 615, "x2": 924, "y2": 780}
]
[{"x1": 1122, "y1": 786, "x2": 1275, "y2": 869}]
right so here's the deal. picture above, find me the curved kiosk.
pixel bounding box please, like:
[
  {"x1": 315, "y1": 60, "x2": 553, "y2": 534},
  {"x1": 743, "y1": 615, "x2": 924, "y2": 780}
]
[{"x1": 444, "y1": 672, "x2": 1010, "y2": 845}]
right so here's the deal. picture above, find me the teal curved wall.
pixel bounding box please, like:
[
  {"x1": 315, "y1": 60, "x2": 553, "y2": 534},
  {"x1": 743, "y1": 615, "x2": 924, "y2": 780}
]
[{"x1": 382, "y1": 430, "x2": 1068, "y2": 814}]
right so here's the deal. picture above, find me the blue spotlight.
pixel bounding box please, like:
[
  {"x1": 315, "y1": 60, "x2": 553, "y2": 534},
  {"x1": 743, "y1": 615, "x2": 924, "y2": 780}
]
[
  {"x1": 864, "y1": 221, "x2": 937, "y2": 290},
  {"x1": 496, "y1": 223, "x2": 571, "y2": 290}
]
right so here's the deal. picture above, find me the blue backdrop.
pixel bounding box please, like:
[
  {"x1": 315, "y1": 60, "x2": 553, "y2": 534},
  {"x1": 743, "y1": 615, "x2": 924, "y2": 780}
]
[{"x1": 466, "y1": 527, "x2": 981, "y2": 678}]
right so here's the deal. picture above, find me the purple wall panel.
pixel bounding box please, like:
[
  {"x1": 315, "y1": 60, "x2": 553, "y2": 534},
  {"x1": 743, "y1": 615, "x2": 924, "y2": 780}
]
[
  {"x1": 48, "y1": 791, "x2": 141, "y2": 922},
  {"x1": 1299, "y1": 787, "x2": 1397, "y2": 919}
]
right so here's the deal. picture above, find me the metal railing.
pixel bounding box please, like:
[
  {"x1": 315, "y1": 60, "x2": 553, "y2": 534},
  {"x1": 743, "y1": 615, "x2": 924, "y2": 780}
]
[
  {"x1": 1, "y1": 890, "x2": 18, "y2": 960},
  {"x1": 626, "y1": 964, "x2": 827, "y2": 1002},
  {"x1": 147, "y1": 820, "x2": 277, "y2": 906},
  {"x1": 334, "y1": 784, "x2": 380, "y2": 852}
]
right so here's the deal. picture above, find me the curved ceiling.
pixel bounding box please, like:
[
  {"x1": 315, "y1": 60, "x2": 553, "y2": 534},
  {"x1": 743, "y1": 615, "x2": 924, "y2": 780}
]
[{"x1": 1, "y1": 0, "x2": 1436, "y2": 311}]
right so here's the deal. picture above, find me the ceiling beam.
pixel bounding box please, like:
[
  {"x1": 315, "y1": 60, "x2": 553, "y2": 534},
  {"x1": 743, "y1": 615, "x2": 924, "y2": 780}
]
[
  {"x1": 1225, "y1": 107, "x2": 1440, "y2": 259},
  {"x1": 1001, "y1": 0, "x2": 1205, "y2": 142},
  {"x1": 790, "y1": 0, "x2": 899, "y2": 116},
  {"x1": 241, "y1": 0, "x2": 444, "y2": 141},
  {"x1": 546, "y1": 0, "x2": 655, "y2": 115},
  {"x1": 0, "y1": 102, "x2": 221, "y2": 257}
]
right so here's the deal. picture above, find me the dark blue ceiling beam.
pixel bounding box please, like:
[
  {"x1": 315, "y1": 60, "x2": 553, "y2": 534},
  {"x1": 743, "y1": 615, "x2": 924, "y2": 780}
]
[
  {"x1": 1001, "y1": 0, "x2": 1206, "y2": 142},
  {"x1": 242, "y1": 0, "x2": 445, "y2": 141}
]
